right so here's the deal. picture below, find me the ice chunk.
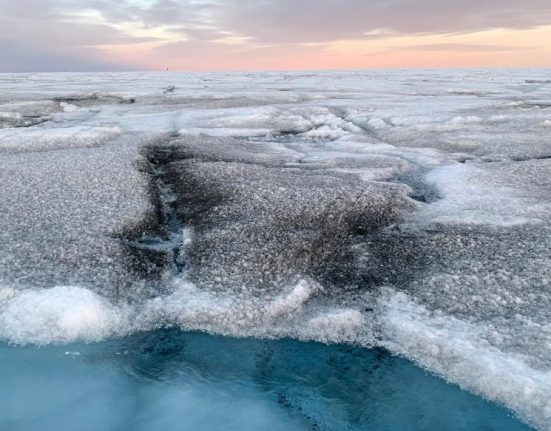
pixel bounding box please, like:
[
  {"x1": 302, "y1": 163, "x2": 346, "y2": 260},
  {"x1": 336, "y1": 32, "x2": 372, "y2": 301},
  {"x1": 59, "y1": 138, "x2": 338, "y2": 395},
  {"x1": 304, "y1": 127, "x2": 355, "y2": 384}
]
[
  {"x1": 378, "y1": 290, "x2": 551, "y2": 430},
  {"x1": 0, "y1": 286, "x2": 128, "y2": 345},
  {"x1": 59, "y1": 102, "x2": 79, "y2": 112}
]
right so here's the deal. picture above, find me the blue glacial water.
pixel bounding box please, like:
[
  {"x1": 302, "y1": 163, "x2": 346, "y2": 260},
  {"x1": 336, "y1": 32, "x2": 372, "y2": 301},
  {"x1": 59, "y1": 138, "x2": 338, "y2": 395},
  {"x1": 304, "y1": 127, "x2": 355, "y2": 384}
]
[{"x1": 0, "y1": 330, "x2": 532, "y2": 431}]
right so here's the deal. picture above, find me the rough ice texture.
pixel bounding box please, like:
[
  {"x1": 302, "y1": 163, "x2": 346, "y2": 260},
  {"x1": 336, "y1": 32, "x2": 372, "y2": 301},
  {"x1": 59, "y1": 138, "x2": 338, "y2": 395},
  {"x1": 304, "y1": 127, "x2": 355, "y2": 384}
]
[
  {"x1": 420, "y1": 161, "x2": 551, "y2": 225},
  {"x1": 147, "y1": 138, "x2": 414, "y2": 293},
  {"x1": 0, "y1": 69, "x2": 550, "y2": 429},
  {"x1": 0, "y1": 286, "x2": 129, "y2": 344},
  {"x1": 379, "y1": 290, "x2": 551, "y2": 429}
]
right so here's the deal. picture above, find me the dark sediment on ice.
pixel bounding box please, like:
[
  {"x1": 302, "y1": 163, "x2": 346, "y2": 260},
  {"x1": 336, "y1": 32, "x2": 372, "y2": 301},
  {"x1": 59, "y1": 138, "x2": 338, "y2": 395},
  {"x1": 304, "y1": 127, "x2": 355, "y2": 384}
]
[{"x1": 139, "y1": 136, "x2": 416, "y2": 293}]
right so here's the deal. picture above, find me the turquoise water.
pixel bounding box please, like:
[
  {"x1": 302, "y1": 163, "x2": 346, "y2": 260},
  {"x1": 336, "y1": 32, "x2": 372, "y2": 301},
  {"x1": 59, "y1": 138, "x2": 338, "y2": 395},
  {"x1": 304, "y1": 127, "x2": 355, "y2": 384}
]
[{"x1": 0, "y1": 330, "x2": 532, "y2": 431}]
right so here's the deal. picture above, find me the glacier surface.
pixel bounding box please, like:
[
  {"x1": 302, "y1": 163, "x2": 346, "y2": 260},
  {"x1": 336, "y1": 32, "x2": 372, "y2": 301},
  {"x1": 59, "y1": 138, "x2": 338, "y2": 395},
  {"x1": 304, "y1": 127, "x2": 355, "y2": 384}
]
[{"x1": 0, "y1": 69, "x2": 550, "y2": 429}]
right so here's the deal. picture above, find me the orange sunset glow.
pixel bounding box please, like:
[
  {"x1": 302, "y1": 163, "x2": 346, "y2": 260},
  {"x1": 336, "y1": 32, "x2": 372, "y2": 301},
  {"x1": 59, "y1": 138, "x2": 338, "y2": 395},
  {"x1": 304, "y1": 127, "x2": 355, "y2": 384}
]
[{"x1": 1, "y1": 1, "x2": 551, "y2": 72}]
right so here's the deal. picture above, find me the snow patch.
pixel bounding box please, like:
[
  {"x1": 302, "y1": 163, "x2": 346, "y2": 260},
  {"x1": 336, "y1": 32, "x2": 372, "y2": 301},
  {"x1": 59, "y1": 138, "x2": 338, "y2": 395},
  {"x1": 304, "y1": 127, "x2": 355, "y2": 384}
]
[
  {"x1": 0, "y1": 286, "x2": 128, "y2": 345},
  {"x1": 419, "y1": 163, "x2": 550, "y2": 226}
]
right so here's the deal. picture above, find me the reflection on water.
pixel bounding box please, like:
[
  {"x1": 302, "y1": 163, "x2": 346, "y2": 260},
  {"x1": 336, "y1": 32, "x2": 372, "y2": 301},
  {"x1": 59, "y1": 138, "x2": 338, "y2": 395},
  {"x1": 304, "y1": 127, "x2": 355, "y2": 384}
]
[{"x1": 0, "y1": 330, "x2": 532, "y2": 431}]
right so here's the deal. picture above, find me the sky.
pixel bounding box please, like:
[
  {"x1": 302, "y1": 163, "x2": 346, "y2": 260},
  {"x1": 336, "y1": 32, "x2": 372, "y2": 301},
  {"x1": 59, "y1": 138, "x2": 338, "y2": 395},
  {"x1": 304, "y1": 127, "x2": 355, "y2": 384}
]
[{"x1": 1, "y1": 0, "x2": 551, "y2": 72}]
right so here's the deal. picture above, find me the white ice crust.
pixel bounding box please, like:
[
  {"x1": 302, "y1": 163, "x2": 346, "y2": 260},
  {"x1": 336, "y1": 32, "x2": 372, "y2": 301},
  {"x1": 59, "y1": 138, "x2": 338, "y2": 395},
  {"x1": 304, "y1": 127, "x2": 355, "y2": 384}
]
[{"x1": 0, "y1": 286, "x2": 129, "y2": 345}]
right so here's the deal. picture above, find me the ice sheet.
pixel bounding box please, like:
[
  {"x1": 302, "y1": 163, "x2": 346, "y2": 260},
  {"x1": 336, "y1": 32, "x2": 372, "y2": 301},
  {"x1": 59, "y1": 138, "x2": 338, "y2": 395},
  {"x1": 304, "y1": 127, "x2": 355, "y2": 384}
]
[{"x1": 0, "y1": 69, "x2": 550, "y2": 429}]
